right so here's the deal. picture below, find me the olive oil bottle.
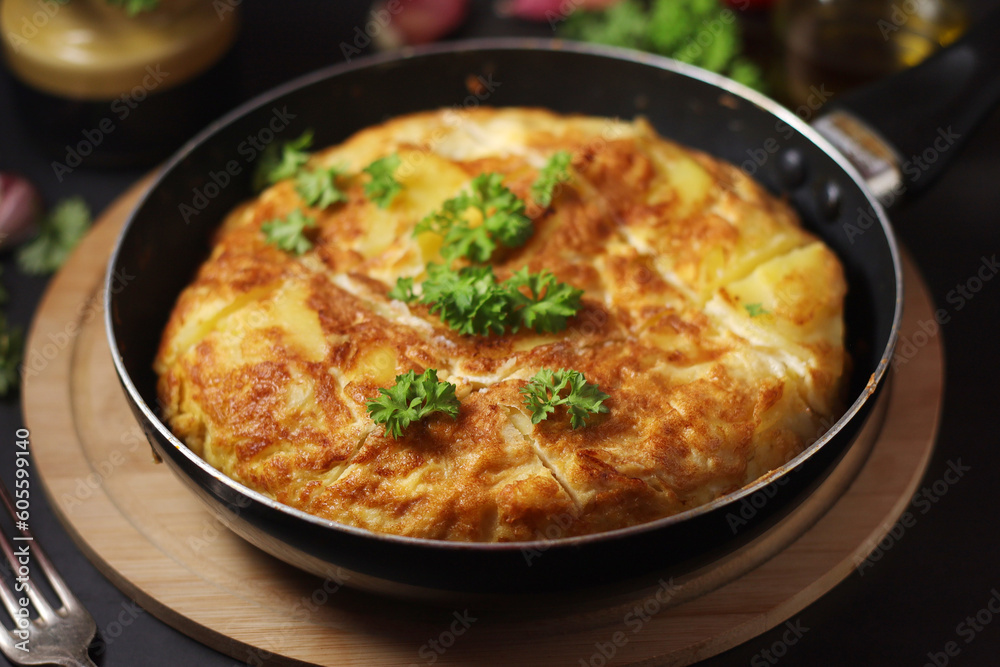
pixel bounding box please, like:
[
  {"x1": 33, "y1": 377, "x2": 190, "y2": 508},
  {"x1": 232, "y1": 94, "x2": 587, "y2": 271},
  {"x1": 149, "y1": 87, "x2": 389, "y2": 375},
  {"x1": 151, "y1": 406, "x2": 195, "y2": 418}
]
[{"x1": 773, "y1": 0, "x2": 968, "y2": 107}]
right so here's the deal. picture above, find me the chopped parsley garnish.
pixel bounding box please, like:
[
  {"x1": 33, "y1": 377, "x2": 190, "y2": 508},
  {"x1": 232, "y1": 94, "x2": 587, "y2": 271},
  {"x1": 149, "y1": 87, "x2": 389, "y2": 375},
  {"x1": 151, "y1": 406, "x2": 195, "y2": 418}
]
[
  {"x1": 417, "y1": 264, "x2": 513, "y2": 336},
  {"x1": 397, "y1": 170, "x2": 581, "y2": 335},
  {"x1": 366, "y1": 369, "x2": 460, "y2": 438},
  {"x1": 560, "y1": 0, "x2": 766, "y2": 91},
  {"x1": 296, "y1": 166, "x2": 348, "y2": 209},
  {"x1": 261, "y1": 210, "x2": 316, "y2": 255},
  {"x1": 16, "y1": 197, "x2": 91, "y2": 275},
  {"x1": 504, "y1": 267, "x2": 583, "y2": 333},
  {"x1": 520, "y1": 369, "x2": 610, "y2": 429},
  {"x1": 387, "y1": 276, "x2": 416, "y2": 302},
  {"x1": 363, "y1": 154, "x2": 404, "y2": 209},
  {"x1": 0, "y1": 313, "x2": 23, "y2": 399},
  {"x1": 391, "y1": 264, "x2": 582, "y2": 336},
  {"x1": 392, "y1": 264, "x2": 508, "y2": 336},
  {"x1": 531, "y1": 151, "x2": 572, "y2": 207},
  {"x1": 417, "y1": 173, "x2": 533, "y2": 263},
  {"x1": 744, "y1": 302, "x2": 770, "y2": 317},
  {"x1": 253, "y1": 130, "x2": 314, "y2": 191}
]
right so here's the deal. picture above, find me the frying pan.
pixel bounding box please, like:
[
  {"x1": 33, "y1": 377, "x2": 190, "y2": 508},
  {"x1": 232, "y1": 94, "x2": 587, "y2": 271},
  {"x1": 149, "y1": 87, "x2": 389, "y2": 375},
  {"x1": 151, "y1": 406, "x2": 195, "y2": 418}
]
[{"x1": 105, "y1": 14, "x2": 1000, "y2": 597}]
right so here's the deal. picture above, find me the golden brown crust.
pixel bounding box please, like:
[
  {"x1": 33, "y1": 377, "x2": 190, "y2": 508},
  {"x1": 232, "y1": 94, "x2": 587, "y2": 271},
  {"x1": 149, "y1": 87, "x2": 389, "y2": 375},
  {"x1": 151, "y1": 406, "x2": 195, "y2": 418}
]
[{"x1": 155, "y1": 107, "x2": 847, "y2": 541}]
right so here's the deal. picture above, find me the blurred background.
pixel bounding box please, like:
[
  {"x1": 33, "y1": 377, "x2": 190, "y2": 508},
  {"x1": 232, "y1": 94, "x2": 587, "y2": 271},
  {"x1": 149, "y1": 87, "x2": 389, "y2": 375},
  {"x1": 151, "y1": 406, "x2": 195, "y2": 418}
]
[{"x1": 1, "y1": 1, "x2": 999, "y2": 665}]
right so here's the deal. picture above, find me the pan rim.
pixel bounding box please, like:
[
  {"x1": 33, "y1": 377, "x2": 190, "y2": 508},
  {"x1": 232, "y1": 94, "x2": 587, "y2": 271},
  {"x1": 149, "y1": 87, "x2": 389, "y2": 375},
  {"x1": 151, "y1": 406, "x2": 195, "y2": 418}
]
[{"x1": 104, "y1": 37, "x2": 903, "y2": 552}]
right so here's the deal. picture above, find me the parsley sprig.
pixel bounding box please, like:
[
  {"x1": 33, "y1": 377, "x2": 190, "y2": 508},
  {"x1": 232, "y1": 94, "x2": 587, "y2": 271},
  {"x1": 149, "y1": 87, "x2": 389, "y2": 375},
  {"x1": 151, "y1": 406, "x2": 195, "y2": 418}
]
[
  {"x1": 296, "y1": 166, "x2": 347, "y2": 209},
  {"x1": 391, "y1": 265, "x2": 583, "y2": 336},
  {"x1": 253, "y1": 131, "x2": 404, "y2": 210},
  {"x1": 505, "y1": 267, "x2": 582, "y2": 333},
  {"x1": 363, "y1": 154, "x2": 404, "y2": 209},
  {"x1": 531, "y1": 151, "x2": 572, "y2": 207},
  {"x1": 396, "y1": 171, "x2": 582, "y2": 335},
  {"x1": 261, "y1": 210, "x2": 316, "y2": 255},
  {"x1": 416, "y1": 173, "x2": 532, "y2": 263},
  {"x1": 0, "y1": 313, "x2": 23, "y2": 399},
  {"x1": 16, "y1": 197, "x2": 91, "y2": 275},
  {"x1": 253, "y1": 130, "x2": 314, "y2": 191},
  {"x1": 366, "y1": 369, "x2": 459, "y2": 438},
  {"x1": 414, "y1": 264, "x2": 511, "y2": 336},
  {"x1": 520, "y1": 369, "x2": 610, "y2": 429},
  {"x1": 560, "y1": 0, "x2": 765, "y2": 91}
]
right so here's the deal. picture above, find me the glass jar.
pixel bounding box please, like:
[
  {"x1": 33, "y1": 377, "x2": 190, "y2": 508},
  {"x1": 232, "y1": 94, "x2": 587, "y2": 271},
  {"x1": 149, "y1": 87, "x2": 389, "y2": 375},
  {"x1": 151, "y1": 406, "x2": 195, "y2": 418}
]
[
  {"x1": 773, "y1": 0, "x2": 968, "y2": 108},
  {"x1": 0, "y1": 0, "x2": 240, "y2": 167}
]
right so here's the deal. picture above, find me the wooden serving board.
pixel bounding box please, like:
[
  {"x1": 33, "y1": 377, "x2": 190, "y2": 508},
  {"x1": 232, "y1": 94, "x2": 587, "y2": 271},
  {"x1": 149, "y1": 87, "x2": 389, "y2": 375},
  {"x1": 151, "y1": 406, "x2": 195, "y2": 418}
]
[{"x1": 23, "y1": 179, "x2": 944, "y2": 666}]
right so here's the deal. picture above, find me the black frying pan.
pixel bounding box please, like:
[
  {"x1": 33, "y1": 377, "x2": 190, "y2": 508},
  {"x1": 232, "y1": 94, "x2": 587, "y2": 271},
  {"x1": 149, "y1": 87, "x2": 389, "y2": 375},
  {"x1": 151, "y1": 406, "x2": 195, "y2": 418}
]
[{"x1": 105, "y1": 14, "x2": 1000, "y2": 597}]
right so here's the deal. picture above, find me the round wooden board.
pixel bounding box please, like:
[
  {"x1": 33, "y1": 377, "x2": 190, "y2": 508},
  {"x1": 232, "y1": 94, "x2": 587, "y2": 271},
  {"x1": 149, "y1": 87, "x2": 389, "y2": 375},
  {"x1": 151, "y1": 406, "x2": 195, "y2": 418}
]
[{"x1": 23, "y1": 178, "x2": 944, "y2": 666}]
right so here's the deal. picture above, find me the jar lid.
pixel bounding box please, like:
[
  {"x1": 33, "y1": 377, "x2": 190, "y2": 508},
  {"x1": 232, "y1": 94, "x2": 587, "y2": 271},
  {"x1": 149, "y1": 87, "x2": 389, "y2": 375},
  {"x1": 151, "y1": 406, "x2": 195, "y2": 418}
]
[{"x1": 1, "y1": 0, "x2": 239, "y2": 100}]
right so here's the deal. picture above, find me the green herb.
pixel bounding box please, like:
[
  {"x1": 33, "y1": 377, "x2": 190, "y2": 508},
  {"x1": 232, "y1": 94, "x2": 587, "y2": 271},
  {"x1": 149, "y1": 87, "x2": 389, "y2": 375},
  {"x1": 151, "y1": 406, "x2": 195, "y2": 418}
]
[
  {"x1": 417, "y1": 173, "x2": 533, "y2": 263},
  {"x1": 560, "y1": 0, "x2": 766, "y2": 91},
  {"x1": 363, "y1": 154, "x2": 404, "y2": 209},
  {"x1": 531, "y1": 151, "x2": 572, "y2": 207},
  {"x1": 560, "y1": 0, "x2": 651, "y2": 47},
  {"x1": 253, "y1": 130, "x2": 314, "y2": 191},
  {"x1": 397, "y1": 168, "x2": 579, "y2": 336},
  {"x1": 366, "y1": 369, "x2": 460, "y2": 438},
  {"x1": 261, "y1": 210, "x2": 316, "y2": 255},
  {"x1": 0, "y1": 314, "x2": 23, "y2": 399},
  {"x1": 387, "y1": 276, "x2": 416, "y2": 302},
  {"x1": 296, "y1": 166, "x2": 347, "y2": 209},
  {"x1": 505, "y1": 268, "x2": 583, "y2": 334},
  {"x1": 520, "y1": 369, "x2": 610, "y2": 429},
  {"x1": 394, "y1": 264, "x2": 583, "y2": 336},
  {"x1": 418, "y1": 194, "x2": 496, "y2": 264},
  {"x1": 16, "y1": 197, "x2": 91, "y2": 275},
  {"x1": 392, "y1": 264, "x2": 507, "y2": 336},
  {"x1": 420, "y1": 264, "x2": 513, "y2": 336},
  {"x1": 744, "y1": 302, "x2": 770, "y2": 317},
  {"x1": 103, "y1": 0, "x2": 159, "y2": 15}
]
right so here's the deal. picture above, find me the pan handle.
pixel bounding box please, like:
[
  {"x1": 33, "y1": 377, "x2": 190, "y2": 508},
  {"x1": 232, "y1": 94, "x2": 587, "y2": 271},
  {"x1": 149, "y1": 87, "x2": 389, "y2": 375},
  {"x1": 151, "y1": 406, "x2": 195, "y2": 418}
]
[{"x1": 812, "y1": 9, "x2": 1000, "y2": 207}]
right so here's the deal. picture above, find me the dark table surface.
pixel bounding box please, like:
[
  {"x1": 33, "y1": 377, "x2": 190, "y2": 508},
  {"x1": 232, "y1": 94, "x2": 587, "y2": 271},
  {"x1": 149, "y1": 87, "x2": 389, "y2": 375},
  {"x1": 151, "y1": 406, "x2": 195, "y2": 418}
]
[{"x1": 2, "y1": 1, "x2": 999, "y2": 665}]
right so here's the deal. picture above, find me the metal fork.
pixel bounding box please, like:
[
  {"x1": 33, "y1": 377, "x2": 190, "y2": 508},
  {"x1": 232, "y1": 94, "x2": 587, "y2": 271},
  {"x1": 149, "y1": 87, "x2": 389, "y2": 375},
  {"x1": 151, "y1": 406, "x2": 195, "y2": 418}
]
[{"x1": 0, "y1": 479, "x2": 97, "y2": 667}]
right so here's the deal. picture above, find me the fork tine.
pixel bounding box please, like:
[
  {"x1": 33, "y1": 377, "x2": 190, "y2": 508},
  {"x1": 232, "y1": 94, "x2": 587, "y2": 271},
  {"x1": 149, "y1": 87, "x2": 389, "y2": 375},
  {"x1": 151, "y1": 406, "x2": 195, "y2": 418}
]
[
  {"x1": 0, "y1": 522, "x2": 56, "y2": 623},
  {"x1": 0, "y1": 481, "x2": 59, "y2": 623},
  {"x1": 0, "y1": 618, "x2": 17, "y2": 658},
  {"x1": 28, "y1": 546, "x2": 80, "y2": 613},
  {"x1": 7, "y1": 518, "x2": 79, "y2": 612},
  {"x1": 0, "y1": 564, "x2": 25, "y2": 621}
]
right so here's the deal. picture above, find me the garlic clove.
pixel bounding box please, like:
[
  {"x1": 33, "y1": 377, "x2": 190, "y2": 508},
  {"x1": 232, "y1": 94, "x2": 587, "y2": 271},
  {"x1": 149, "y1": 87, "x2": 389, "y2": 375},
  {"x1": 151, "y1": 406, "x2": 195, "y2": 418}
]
[
  {"x1": 0, "y1": 172, "x2": 43, "y2": 253},
  {"x1": 373, "y1": 0, "x2": 470, "y2": 50}
]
